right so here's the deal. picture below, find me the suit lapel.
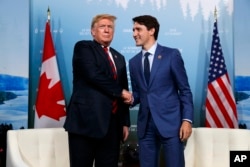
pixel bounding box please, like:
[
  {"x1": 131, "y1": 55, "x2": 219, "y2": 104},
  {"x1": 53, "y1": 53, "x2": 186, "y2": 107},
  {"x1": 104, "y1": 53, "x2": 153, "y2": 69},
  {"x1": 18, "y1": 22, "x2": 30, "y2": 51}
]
[
  {"x1": 148, "y1": 45, "x2": 163, "y2": 87},
  {"x1": 131, "y1": 52, "x2": 146, "y2": 87},
  {"x1": 137, "y1": 52, "x2": 148, "y2": 87},
  {"x1": 93, "y1": 41, "x2": 116, "y2": 75},
  {"x1": 109, "y1": 49, "x2": 118, "y2": 67},
  {"x1": 93, "y1": 40, "x2": 109, "y2": 62}
]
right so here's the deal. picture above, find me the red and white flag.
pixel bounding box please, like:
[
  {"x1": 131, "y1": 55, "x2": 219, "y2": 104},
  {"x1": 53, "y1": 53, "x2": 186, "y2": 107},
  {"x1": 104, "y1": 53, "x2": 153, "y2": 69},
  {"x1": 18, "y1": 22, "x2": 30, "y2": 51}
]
[
  {"x1": 34, "y1": 21, "x2": 66, "y2": 128},
  {"x1": 205, "y1": 17, "x2": 238, "y2": 128}
]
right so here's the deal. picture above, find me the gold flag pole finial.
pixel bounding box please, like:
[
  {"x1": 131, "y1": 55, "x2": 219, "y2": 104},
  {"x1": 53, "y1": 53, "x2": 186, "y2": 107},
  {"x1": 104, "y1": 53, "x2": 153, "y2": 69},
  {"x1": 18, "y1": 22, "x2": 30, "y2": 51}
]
[
  {"x1": 47, "y1": 7, "x2": 50, "y2": 22},
  {"x1": 214, "y1": 7, "x2": 217, "y2": 21}
]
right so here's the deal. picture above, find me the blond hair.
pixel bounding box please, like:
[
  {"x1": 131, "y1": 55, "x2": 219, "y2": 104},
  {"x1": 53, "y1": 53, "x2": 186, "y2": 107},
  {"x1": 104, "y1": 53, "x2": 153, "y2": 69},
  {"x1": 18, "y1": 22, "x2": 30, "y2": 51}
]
[{"x1": 91, "y1": 14, "x2": 117, "y2": 29}]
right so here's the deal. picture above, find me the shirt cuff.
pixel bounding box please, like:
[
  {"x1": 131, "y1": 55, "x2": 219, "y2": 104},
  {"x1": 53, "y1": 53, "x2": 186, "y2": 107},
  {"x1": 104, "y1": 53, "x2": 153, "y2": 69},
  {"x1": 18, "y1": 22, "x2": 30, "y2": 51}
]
[{"x1": 182, "y1": 119, "x2": 192, "y2": 124}]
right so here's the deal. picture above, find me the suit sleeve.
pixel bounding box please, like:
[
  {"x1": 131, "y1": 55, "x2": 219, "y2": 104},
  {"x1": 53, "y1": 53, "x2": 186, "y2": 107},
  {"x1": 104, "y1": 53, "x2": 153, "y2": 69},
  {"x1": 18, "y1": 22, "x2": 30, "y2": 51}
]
[
  {"x1": 170, "y1": 49, "x2": 194, "y2": 122},
  {"x1": 129, "y1": 59, "x2": 140, "y2": 107}
]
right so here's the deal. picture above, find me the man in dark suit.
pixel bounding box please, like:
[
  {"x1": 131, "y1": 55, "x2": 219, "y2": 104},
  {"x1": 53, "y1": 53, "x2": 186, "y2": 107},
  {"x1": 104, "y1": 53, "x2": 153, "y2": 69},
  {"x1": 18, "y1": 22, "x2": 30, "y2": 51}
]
[
  {"x1": 128, "y1": 15, "x2": 194, "y2": 167},
  {"x1": 64, "y1": 14, "x2": 132, "y2": 167}
]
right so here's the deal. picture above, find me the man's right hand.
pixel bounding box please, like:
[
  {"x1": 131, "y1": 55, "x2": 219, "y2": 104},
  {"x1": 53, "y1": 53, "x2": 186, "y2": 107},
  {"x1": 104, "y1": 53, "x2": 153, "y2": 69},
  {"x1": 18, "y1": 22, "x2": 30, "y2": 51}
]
[{"x1": 121, "y1": 89, "x2": 133, "y2": 104}]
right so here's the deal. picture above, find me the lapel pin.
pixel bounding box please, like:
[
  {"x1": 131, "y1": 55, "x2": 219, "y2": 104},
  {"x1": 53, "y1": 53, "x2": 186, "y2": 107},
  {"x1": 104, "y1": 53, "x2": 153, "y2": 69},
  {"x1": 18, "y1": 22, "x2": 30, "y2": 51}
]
[{"x1": 158, "y1": 55, "x2": 162, "y2": 59}]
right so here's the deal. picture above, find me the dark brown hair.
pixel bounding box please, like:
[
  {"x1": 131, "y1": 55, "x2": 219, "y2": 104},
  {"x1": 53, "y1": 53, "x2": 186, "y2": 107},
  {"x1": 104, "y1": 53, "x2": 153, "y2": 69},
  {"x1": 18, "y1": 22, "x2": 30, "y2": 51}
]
[{"x1": 132, "y1": 15, "x2": 160, "y2": 40}]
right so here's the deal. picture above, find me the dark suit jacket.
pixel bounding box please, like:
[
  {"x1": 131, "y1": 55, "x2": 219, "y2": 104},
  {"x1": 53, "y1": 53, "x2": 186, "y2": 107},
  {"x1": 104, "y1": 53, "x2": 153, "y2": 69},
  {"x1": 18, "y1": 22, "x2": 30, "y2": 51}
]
[
  {"x1": 64, "y1": 40, "x2": 130, "y2": 139},
  {"x1": 129, "y1": 44, "x2": 193, "y2": 138}
]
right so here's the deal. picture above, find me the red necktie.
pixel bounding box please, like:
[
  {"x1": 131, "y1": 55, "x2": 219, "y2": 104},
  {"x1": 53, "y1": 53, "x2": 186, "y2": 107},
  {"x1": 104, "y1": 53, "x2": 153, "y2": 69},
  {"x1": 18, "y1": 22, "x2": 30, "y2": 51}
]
[
  {"x1": 103, "y1": 47, "x2": 117, "y2": 79},
  {"x1": 103, "y1": 47, "x2": 118, "y2": 114}
]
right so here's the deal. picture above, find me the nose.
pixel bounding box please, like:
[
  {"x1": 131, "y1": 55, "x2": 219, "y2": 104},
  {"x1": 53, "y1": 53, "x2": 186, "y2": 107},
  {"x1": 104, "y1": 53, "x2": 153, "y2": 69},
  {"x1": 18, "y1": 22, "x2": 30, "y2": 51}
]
[
  {"x1": 133, "y1": 31, "x2": 137, "y2": 38},
  {"x1": 103, "y1": 25, "x2": 113, "y2": 32},
  {"x1": 104, "y1": 26, "x2": 109, "y2": 31}
]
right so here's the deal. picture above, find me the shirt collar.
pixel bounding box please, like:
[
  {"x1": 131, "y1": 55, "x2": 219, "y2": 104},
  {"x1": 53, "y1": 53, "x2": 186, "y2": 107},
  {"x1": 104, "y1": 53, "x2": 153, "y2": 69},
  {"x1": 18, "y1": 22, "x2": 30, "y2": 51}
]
[{"x1": 142, "y1": 42, "x2": 157, "y2": 56}]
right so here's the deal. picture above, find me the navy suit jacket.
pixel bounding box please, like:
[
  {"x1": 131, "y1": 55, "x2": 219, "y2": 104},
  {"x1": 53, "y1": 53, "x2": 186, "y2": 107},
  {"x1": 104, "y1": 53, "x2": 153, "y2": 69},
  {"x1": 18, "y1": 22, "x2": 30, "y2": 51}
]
[
  {"x1": 129, "y1": 44, "x2": 193, "y2": 139},
  {"x1": 64, "y1": 40, "x2": 130, "y2": 139}
]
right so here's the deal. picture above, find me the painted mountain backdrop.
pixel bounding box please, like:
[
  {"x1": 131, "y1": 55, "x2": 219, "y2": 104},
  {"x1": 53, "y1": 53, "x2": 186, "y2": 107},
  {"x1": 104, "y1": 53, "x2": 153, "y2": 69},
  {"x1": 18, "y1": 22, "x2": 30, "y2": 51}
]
[
  {"x1": 235, "y1": 76, "x2": 250, "y2": 91},
  {"x1": 0, "y1": 74, "x2": 28, "y2": 104},
  {"x1": 0, "y1": 74, "x2": 28, "y2": 91}
]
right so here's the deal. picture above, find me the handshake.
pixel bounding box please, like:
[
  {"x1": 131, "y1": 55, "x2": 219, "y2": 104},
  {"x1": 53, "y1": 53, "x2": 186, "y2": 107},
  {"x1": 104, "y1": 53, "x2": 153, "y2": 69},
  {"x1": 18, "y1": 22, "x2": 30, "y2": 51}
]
[{"x1": 121, "y1": 89, "x2": 133, "y2": 105}]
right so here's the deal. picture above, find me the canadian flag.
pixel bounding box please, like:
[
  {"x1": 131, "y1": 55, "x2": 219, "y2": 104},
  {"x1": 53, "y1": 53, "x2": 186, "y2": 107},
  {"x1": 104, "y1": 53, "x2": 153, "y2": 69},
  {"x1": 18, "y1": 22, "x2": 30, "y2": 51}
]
[{"x1": 34, "y1": 21, "x2": 66, "y2": 128}]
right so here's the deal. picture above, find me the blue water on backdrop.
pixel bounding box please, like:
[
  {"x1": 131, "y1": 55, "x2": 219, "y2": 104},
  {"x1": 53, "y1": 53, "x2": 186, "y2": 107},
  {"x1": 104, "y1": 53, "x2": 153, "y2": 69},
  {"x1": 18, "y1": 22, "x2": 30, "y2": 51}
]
[
  {"x1": 0, "y1": 89, "x2": 249, "y2": 129},
  {"x1": 0, "y1": 90, "x2": 28, "y2": 129},
  {"x1": 237, "y1": 91, "x2": 250, "y2": 129}
]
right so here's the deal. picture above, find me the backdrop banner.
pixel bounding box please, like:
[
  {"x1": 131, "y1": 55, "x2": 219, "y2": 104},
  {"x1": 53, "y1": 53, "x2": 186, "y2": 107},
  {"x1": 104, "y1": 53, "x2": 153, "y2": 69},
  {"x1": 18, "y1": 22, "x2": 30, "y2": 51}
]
[
  {"x1": 234, "y1": 1, "x2": 250, "y2": 130},
  {"x1": 29, "y1": 1, "x2": 234, "y2": 165},
  {"x1": 0, "y1": 0, "x2": 29, "y2": 129}
]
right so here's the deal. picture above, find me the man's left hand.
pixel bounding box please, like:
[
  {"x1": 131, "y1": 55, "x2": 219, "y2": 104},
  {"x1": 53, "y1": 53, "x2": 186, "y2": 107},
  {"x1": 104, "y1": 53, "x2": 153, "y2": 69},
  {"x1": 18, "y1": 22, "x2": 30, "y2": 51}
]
[{"x1": 179, "y1": 121, "x2": 192, "y2": 142}]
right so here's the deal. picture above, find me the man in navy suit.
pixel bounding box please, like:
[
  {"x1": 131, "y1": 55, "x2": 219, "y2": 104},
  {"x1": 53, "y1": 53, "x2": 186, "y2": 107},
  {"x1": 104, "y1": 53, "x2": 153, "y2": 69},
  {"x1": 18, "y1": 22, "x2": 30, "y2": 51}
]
[
  {"x1": 128, "y1": 15, "x2": 194, "y2": 167},
  {"x1": 64, "y1": 14, "x2": 132, "y2": 167}
]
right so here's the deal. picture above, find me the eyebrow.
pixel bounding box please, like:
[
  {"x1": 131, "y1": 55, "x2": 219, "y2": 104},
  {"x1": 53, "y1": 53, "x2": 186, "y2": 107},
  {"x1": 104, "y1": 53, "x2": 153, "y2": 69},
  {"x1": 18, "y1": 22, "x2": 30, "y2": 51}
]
[{"x1": 133, "y1": 27, "x2": 142, "y2": 31}]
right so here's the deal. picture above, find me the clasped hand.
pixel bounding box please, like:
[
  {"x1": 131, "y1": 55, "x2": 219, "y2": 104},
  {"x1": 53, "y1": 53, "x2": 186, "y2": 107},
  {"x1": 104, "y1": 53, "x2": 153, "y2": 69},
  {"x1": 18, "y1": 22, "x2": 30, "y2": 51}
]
[{"x1": 121, "y1": 89, "x2": 133, "y2": 105}]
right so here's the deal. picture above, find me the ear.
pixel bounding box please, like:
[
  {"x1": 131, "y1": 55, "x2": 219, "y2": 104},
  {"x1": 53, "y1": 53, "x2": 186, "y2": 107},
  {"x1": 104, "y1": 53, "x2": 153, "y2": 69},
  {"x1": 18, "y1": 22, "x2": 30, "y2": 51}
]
[
  {"x1": 91, "y1": 28, "x2": 95, "y2": 36},
  {"x1": 149, "y1": 28, "x2": 155, "y2": 36}
]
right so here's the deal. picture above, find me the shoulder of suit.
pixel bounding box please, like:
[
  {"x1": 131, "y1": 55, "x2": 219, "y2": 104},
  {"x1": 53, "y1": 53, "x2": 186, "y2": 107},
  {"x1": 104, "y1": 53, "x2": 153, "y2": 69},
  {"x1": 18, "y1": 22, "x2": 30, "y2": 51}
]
[
  {"x1": 74, "y1": 40, "x2": 102, "y2": 50},
  {"x1": 75, "y1": 40, "x2": 94, "y2": 46},
  {"x1": 109, "y1": 47, "x2": 124, "y2": 57},
  {"x1": 129, "y1": 51, "x2": 142, "y2": 63},
  {"x1": 158, "y1": 44, "x2": 180, "y2": 55}
]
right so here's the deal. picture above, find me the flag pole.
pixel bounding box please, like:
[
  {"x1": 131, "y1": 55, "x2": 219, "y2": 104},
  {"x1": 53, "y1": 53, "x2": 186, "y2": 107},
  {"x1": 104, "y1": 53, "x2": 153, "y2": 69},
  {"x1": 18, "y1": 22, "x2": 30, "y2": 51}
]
[
  {"x1": 47, "y1": 7, "x2": 50, "y2": 23},
  {"x1": 34, "y1": 6, "x2": 66, "y2": 128},
  {"x1": 214, "y1": 7, "x2": 217, "y2": 21},
  {"x1": 205, "y1": 6, "x2": 238, "y2": 128}
]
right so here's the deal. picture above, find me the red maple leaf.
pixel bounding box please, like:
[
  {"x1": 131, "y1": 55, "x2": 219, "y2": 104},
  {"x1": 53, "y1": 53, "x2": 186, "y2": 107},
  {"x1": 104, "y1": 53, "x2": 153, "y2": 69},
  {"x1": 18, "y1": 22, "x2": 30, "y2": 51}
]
[{"x1": 36, "y1": 72, "x2": 66, "y2": 121}]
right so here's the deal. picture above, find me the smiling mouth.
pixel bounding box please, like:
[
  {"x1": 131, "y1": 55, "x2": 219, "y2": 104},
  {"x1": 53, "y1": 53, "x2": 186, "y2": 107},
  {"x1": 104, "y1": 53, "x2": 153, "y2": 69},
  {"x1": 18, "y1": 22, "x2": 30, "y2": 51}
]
[{"x1": 135, "y1": 39, "x2": 140, "y2": 43}]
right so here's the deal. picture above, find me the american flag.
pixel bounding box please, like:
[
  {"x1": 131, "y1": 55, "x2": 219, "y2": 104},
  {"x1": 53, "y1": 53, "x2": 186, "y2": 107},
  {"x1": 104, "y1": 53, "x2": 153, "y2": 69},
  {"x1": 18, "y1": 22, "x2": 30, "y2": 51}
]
[{"x1": 205, "y1": 18, "x2": 238, "y2": 128}]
